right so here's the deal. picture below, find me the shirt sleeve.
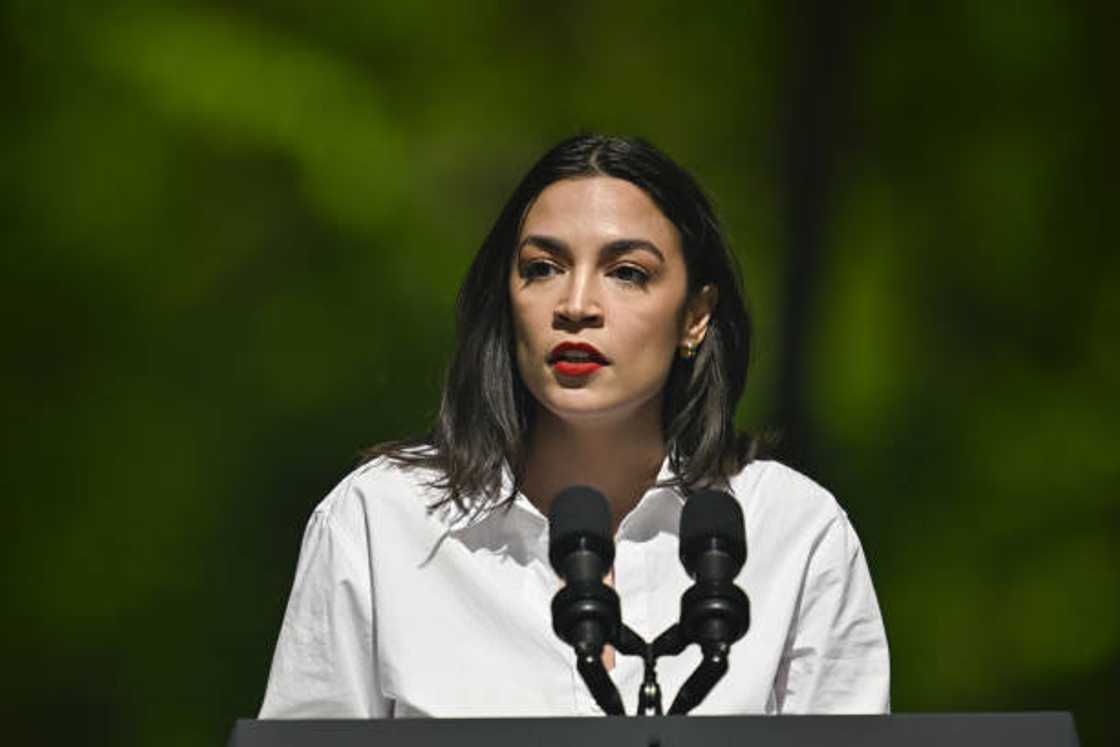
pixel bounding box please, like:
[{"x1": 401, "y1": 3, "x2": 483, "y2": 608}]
[
  {"x1": 773, "y1": 513, "x2": 891, "y2": 714},
  {"x1": 258, "y1": 496, "x2": 391, "y2": 718}
]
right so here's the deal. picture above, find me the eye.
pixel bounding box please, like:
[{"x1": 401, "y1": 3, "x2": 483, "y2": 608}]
[
  {"x1": 609, "y1": 264, "x2": 650, "y2": 287},
  {"x1": 519, "y1": 259, "x2": 561, "y2": 281}
]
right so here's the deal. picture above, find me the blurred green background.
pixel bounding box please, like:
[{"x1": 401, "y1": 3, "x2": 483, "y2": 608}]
[{"x1": 2, "y1": 1, "x2": 1116, "y2": 745}]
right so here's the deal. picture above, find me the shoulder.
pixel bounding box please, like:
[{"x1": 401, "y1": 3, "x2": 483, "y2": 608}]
[
  {"x1": 309, "y1": 454, "x2": 449, "y2": 533},
  {"x1": 729, "y1": 459, "x2": 845, "y2": 516},
  {"x1": 726, "y1": 459, "x2": 851, "y2": 546}
]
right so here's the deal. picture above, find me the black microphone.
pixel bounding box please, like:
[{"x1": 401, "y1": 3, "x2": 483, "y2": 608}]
[
  {"x1": 548, "y1": 486, "x2": 625, "y2": 716},
  {"x1": 680, "y1": 487, "x2": 747, "y2": 574},
  {"x1": 668, "y1": 488, "x2": 750, "y2": 715}
]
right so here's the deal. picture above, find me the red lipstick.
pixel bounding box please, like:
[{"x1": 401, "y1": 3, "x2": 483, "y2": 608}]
[{"x1": 548, "y1": 342, "x2": 609, "y2": 378}]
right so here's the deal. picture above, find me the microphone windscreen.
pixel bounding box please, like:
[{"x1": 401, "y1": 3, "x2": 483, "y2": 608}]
[
  {"x1": 680, "y1": 489, "x2": 746, "y2": 570},
  {"x1": 548, "y1": 485, "x2": 613, "y2": 572}
]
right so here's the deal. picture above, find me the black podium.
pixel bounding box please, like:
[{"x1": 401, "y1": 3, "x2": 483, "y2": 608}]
[{"x1": 228, "y1": 712, "x2": 1078, "y2": 747}]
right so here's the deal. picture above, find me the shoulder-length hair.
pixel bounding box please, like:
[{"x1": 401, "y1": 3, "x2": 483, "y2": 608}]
[{"x1": 366, "y1": 134, "x2": 755, "y2": 512}]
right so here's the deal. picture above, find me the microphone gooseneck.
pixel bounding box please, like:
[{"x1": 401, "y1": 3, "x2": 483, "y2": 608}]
[{"x1": 547, "y1": 486, "x2": 626, "y2": 716}]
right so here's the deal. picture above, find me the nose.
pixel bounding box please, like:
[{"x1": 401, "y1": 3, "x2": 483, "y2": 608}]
[{"x1": 554, "y1": 271, "x2": 603, "y2": 328}]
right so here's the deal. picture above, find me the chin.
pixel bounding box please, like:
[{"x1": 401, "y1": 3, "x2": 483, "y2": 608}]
[{"x1": 536, "y1": 387, "x2": 659, "y2": 428}]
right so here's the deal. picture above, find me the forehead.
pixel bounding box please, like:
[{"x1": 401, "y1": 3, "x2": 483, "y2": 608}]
[{"x1": 520, "y1": 176, "x2": 680, "y2": 250}]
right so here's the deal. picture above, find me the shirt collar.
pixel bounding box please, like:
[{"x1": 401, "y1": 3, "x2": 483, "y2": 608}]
[
  {"x1": 614, "y1": 456, "x2": 685, "y2": 540},
  {"x1": 445, "y1": 454, "x2": 710, "y2": 540}
]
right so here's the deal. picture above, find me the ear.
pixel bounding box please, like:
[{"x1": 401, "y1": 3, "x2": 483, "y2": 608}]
[{"x1": 680, "y1": 284, "x2": 719, "y2": 347}]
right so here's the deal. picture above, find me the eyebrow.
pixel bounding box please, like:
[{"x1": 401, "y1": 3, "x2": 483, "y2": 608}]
[{"x1": 518, "y1": 235, "x2": 665, "y2": 263}]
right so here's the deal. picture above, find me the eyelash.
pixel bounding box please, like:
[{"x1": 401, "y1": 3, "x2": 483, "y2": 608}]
[
  {"x1": 520, "y1": 260, "x2": 559, "y2": 281},
  {"x1": 610, "y1": 264, "x2": 650, "y2": 287},
  {"x1": 518, "y1": 260, "x2": 651, "y2": 287}
]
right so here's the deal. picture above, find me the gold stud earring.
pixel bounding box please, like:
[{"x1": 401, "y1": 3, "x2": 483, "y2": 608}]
[{"x1": 679, "y1": 341, "x2": 698, "y2": 360}]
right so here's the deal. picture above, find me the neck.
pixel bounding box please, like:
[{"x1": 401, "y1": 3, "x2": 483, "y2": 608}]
[{"x1": 521, "y1": 407, "x2": 666, "y2": 529}]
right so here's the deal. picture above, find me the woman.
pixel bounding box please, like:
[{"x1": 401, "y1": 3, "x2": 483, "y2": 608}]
[{"x1": 259, "y1": 135, "x2": 889, "y2": 718}]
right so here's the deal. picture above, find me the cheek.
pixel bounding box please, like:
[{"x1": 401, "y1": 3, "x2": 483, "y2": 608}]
[
  {"x1": 507, "y1": 277, "x2": 528, "y2": 337},
  {"x1": 612, "y1": 305, "x2": 682, "y2": 369},
  {"x1": 510, "y1": 296, "x2": 537, "y2": 347},
  {"x1": 509, "y1": 294, "x2": 549, "y2": 383}
]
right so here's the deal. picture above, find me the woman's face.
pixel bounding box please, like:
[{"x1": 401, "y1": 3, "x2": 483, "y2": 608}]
[{"x1": 509, "y1": 176, "x2": 714, "y2": 429}]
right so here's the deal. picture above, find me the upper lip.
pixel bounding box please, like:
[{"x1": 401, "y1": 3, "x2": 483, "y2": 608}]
[{"x1": 548, "y1": 342, "x2": 610, "y2": 365}]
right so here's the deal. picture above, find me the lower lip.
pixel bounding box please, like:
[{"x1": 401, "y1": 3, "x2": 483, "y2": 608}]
[{"x1": 552, "y1": 361, "x2": 604, "y2": 377}]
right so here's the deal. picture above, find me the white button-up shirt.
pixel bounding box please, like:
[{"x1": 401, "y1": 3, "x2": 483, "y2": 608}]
[{"x1": 259, "y1": 458, "x2": 889, "y2": 717}]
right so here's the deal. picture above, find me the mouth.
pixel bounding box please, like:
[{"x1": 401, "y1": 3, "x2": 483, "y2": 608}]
[{"x1": 548, "y1": 341, "x2": 609, "y2": 377}]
